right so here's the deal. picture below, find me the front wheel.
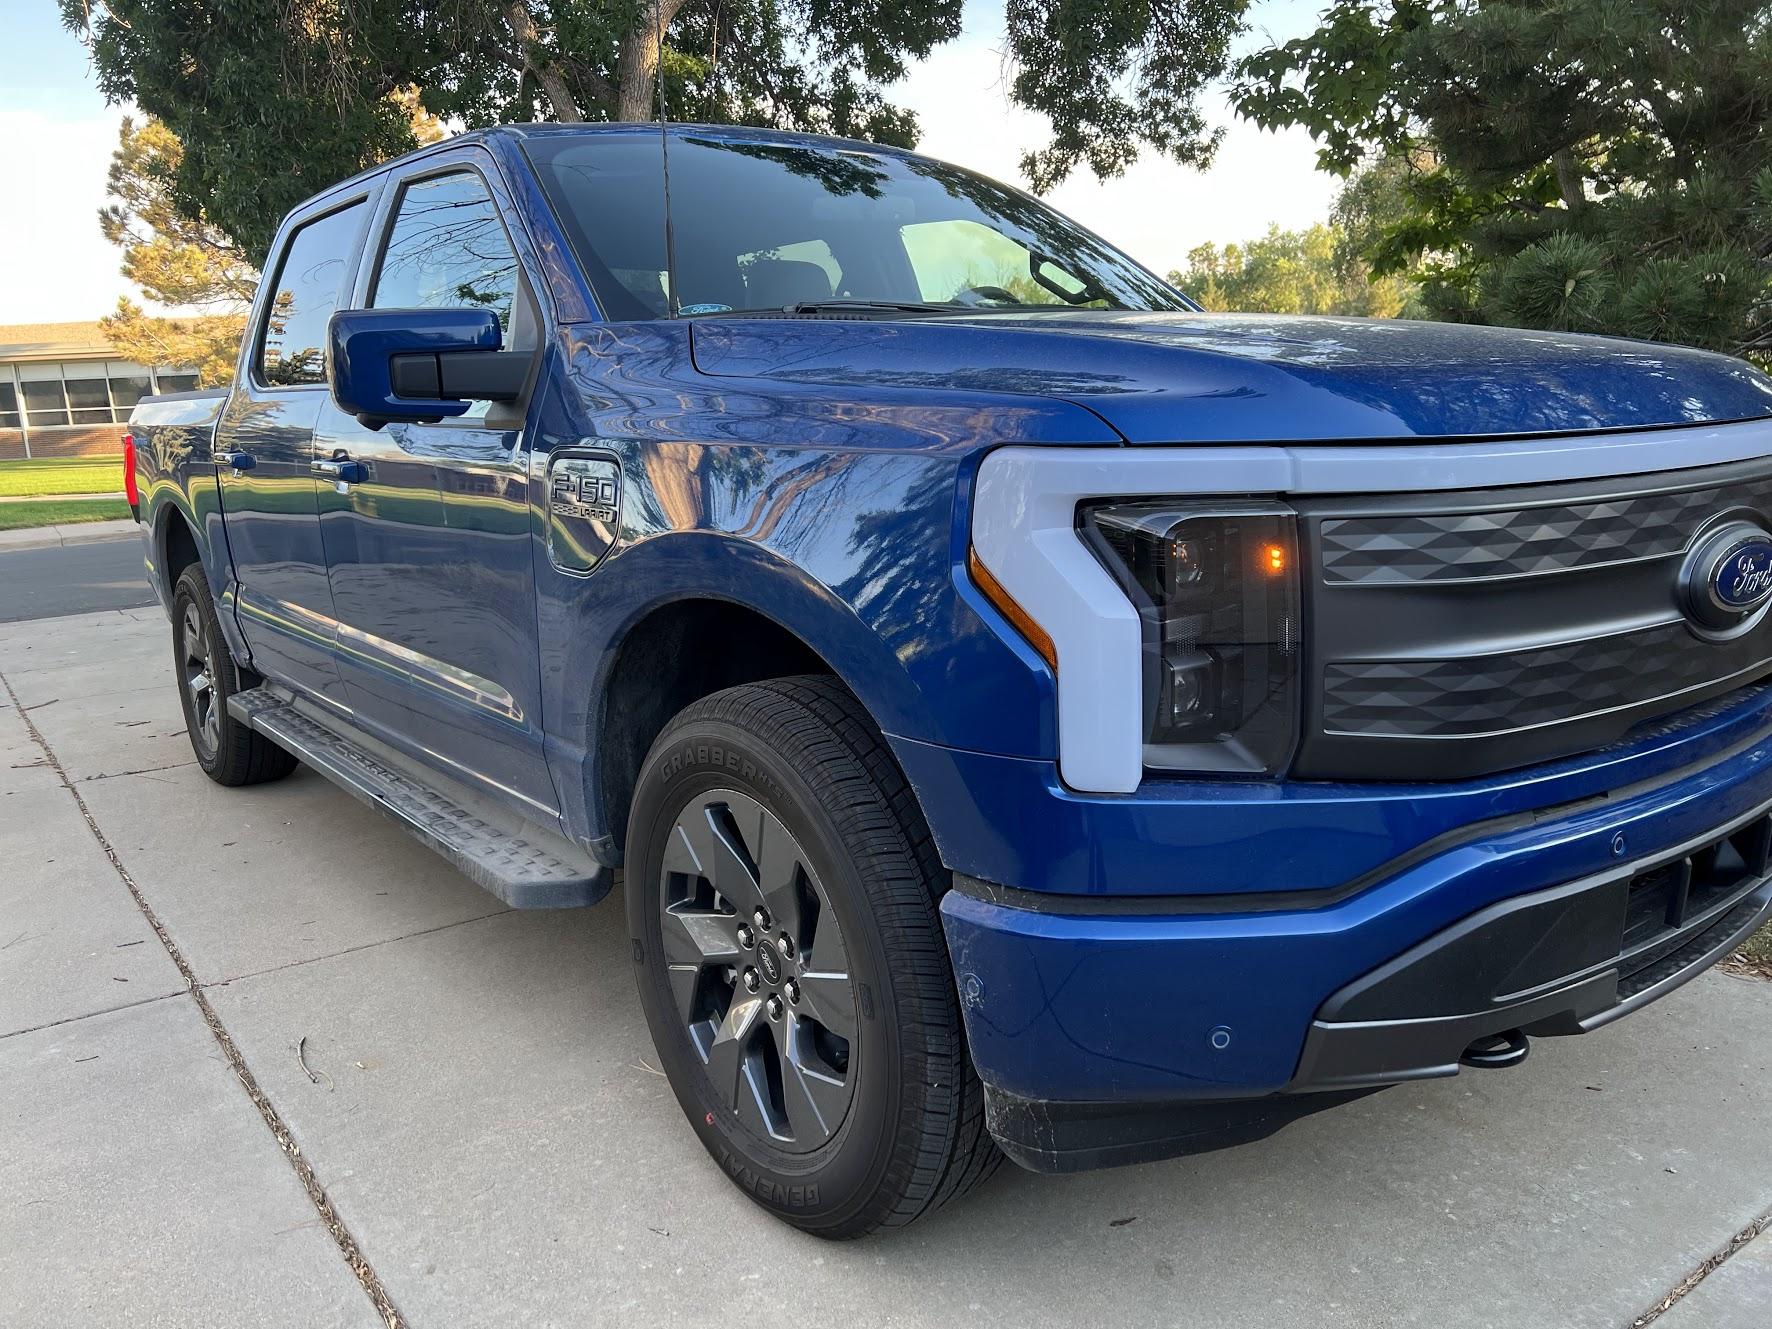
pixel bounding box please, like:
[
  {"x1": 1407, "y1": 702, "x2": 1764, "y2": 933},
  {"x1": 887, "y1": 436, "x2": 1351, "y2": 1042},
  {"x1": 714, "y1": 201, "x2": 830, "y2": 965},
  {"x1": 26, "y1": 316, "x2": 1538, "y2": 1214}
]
[
  {"x1": 170, "y1": 566, "x2": 297, "y2": 787},
  {"x1": 625, "y1": 676, "x2": 999, "y2": 1236}
]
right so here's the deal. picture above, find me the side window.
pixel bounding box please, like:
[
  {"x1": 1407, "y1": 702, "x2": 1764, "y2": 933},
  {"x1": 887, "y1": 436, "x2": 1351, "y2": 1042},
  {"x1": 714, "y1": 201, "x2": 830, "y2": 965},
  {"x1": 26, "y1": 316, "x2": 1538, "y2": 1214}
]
[
  {"x1": 372, "y1": 172, "x2": 520, "y2": 329},
  {"x1": 258, "y1": 202, "x2": 367, "y2": 386}
]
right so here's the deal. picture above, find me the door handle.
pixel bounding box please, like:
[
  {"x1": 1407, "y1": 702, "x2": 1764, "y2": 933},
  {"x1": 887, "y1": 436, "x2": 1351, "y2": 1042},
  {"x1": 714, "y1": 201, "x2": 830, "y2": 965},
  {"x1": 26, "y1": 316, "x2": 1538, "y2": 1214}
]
[
  {"x1": 216, "y1": 451, "x2": 256, "y2": 473},
  {"x1": 312, "y1": 457, "x2": 368, "y2": 485}
]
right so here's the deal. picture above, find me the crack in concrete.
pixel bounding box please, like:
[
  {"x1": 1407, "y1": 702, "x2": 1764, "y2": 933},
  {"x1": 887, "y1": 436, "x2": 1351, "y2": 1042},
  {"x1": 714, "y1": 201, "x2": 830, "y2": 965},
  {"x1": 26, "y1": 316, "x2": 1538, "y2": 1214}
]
[
  {"x1": 0, "y1": 990, "x2": 185, "y2": 1043},
  {"x1": 1, "y1": 667, "x2": 408, "y2": 1329},
  {"x1": 77, "y1": 760, "x2": 198, "y2": 784},
  {"x1": 203, "y1": 907, "x2": 513, "y2": 990},
  {"x1": 1629, "y1": 1206, "x2": 1772, "y2": 1326}
]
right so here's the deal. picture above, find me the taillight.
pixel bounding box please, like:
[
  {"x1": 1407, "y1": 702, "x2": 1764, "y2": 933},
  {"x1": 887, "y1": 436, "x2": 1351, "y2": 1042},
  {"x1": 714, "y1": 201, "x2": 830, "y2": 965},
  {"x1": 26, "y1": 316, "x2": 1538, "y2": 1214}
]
[{"x1": 122, "y1": 433, "x2": 140, "y2": 508}]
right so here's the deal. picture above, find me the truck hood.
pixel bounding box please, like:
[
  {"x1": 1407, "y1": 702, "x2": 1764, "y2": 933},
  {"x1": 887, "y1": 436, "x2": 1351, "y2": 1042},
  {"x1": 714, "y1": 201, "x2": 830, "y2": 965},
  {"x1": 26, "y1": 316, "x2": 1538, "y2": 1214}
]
[{"x1": 690, "y1": 311, "x2": 1772, "y2": 442}]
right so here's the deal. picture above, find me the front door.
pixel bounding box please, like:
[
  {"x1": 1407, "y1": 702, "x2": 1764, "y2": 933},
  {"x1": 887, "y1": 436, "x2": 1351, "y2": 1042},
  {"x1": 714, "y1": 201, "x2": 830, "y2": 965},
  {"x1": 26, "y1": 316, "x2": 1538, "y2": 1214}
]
[
  {"x1": 315, "y1": 160, "x2": 555, "y2": 814},
  {"x1": 218, "y1": 197, "x2": 371, "y2": 707}
]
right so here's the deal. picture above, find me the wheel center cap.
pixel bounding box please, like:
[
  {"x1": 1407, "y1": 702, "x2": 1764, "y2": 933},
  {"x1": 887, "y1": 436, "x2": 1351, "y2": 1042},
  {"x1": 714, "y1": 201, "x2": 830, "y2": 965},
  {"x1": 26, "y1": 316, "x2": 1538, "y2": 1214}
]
[{"x1": 757, "y1": 940, "x2": 783, "y2": 985}]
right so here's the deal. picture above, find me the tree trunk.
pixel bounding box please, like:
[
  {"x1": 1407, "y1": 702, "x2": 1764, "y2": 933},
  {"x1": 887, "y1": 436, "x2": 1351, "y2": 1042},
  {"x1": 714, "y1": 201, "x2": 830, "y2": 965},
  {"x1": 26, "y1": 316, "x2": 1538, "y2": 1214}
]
[
  {"x1": 1552, "y1": 148, "x2": 1586, "y2": 216},
  {"x1": 616, "y1": 0, "x2": 684, "y2": 121},
  {"x1": 503, "y1": 1, "x2": 584, "y2": 122}
]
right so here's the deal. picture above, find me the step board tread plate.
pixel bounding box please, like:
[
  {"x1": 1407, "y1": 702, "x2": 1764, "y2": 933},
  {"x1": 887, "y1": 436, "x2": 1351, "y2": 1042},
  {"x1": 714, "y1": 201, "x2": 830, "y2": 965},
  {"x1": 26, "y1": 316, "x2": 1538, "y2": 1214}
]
[{"x1": 229, "y1": 688, "x2": 612, "y2": 910}]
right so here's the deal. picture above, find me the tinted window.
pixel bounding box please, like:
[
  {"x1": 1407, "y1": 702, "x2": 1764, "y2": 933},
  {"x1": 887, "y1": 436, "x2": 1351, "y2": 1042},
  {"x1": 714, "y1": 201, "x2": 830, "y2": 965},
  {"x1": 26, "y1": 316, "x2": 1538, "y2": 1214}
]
[
  {"x1": 372, "y1": 172, "x2": 520, "y2": 328},
  {"x1": 108, "y1": 363, "x2": 153, "y2": 411},
  {"x1": 526, "y1": 131, "x2": 1189, "y2": 318},
  {"x1": 19, "y1": 373, "x2": 68, "y2": 426},
  {"x1": 259, "y1": 202, "x2": 366, "y2": 386}
]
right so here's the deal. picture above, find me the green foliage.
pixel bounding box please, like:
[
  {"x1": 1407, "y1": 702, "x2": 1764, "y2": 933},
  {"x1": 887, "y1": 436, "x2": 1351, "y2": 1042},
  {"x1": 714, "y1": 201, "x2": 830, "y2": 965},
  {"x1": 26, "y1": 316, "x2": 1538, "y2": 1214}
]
[
  {"x1": 67, "y1": 0, "x2": 427, "y2": 264},
  {"x1": 63, "y1": 0, "x2": 1258, "y2": 264},
  {"x1": 1170, "y1": 221, "x2": 1412, "y2": 317},
  {"x1": 1233, "y1": 0, "x2": 1772, "y2": 359},
  {"x1": 1007, "y1": 0, "x2": 1252, "y2": 191},
  {"x1": 1489, "y1": 232, "x2": 1615, "y2": 332}
]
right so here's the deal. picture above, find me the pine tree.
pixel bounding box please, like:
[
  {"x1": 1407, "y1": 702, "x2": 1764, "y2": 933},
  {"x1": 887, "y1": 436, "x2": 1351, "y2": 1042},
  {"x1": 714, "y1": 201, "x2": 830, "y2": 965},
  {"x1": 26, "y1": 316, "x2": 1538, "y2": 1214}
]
[
  {"x1": 1236, "y1": 0, "x2": 1772, "y2": 359},
  {"x1": 98, "y1": 118, "x2": 254, "y2": 387}
]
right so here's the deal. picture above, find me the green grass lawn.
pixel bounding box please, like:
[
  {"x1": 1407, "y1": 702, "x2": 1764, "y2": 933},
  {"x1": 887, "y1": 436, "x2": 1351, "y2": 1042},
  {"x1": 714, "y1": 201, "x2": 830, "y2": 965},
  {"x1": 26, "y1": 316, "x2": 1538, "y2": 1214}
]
[
  {"x1": 0, "y1": 497, "x2": 131, "y2": 530},
  {"x1": 0, "y1": 456, "x2": 127, "y2": 498}
]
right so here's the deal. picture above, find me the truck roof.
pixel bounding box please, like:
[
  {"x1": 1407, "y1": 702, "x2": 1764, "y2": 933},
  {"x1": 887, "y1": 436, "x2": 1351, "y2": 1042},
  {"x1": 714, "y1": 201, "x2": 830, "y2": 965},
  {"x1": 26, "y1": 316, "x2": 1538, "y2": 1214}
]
[{"x1": 306, "y1": 121, "x2": 923, "y2": 210}]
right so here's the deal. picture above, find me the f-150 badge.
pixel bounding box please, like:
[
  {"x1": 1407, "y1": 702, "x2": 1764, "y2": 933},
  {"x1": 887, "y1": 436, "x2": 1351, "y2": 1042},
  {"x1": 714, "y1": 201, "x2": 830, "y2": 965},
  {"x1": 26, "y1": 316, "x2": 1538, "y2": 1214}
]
[{"x1": 546, "y1": 454, "x2": 620, "y2": 574}]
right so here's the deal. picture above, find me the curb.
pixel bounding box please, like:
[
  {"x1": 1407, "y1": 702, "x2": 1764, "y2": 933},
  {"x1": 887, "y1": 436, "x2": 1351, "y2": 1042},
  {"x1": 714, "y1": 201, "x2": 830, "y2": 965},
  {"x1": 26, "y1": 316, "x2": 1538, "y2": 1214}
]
[{"x1": 0, "y1": 519, "x2": 141, "y2": 553}]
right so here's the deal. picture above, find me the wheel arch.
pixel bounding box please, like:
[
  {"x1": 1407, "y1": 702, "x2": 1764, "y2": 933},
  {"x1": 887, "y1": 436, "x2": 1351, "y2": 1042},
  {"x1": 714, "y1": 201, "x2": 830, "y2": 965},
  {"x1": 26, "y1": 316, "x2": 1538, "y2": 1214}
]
[
  {"x1": 576, "y1": 537, "x2": 940, "y2": 861},
  {"x1": 155, "y1": 501, "x2": 202, "y2": 593}
]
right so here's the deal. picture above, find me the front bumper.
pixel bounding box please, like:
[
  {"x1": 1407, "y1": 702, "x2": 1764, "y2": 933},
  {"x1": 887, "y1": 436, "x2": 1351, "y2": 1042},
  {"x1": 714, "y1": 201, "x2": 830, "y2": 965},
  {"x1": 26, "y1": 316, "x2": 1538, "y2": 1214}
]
[{"x1": 929, "y1": 691, "x2": 1772, "y2": 1174}]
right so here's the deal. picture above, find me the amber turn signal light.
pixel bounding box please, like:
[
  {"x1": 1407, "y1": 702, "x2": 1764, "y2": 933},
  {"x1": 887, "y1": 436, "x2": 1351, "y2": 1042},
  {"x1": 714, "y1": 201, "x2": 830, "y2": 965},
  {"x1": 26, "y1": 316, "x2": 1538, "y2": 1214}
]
[{"x1": 968, "y1": 547, "x2": 1057, "y2": 673}]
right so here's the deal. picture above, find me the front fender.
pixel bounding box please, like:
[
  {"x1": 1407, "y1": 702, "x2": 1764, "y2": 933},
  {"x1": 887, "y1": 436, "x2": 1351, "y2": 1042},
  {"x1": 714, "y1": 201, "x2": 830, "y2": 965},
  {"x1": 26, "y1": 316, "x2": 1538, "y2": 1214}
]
[
  {"x1": 531, "y1": 444, "x2": 1057, "y2": 855},
  {"x1": 597, "y1": 530, "x2": 940, "y2": 739}
]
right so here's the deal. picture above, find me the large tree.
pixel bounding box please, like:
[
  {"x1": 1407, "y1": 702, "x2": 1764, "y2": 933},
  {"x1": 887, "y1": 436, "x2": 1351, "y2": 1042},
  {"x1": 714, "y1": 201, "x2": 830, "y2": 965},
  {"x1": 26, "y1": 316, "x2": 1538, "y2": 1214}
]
[
  {"x1": 99, "y1": 117, "x2": 256, "y2": 386},
  {"x1": 63, "y1": 0, "x2": 1250, "y2": 264},
  {"x1": 1234, "y1": 0, "x2": 1772, "y2": 358}
]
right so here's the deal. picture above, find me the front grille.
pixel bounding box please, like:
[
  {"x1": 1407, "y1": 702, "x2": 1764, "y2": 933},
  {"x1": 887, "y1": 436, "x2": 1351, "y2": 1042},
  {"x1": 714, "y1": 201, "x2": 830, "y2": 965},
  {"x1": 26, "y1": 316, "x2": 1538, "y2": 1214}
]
[
  {"x1": 1320, "y1": 470, "x2": 1772, "y2": 586},
  {"x1": 1295, "y1": 452, "x2": 1772, "y2": 780},
  {"x1": 1323, "y1": 621, "x2": 1772, "y2": 739}
]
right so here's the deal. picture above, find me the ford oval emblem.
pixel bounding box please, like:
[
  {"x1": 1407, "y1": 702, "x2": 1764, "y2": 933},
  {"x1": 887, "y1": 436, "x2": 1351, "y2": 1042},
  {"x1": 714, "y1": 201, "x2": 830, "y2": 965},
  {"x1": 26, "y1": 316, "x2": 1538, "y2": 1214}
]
[
  {"x1": 1713, "y1": 536, "x2": 1772, "y2": 609},
  {"x1": 1684, "y1": 522, "x2": 1772, "y2": 635}
]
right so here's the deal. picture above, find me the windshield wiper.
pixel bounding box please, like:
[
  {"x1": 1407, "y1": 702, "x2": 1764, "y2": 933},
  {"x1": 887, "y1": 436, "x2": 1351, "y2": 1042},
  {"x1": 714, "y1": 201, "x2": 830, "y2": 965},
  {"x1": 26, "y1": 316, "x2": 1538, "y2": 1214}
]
[
  {"x1": 681, "y1": 298, "x2": 1107, "y2": 319},
  {"x1": 782, "y1": 299, "x2": 962, "y2": 315}
]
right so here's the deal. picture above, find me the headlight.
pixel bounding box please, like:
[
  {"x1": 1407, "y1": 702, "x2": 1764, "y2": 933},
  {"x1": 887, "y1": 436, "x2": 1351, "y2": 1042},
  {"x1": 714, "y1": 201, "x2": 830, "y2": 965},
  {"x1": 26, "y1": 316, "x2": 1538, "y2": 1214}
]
[{"x1": 1079, "y1": 500, "x2": 1302, "y2": 775}]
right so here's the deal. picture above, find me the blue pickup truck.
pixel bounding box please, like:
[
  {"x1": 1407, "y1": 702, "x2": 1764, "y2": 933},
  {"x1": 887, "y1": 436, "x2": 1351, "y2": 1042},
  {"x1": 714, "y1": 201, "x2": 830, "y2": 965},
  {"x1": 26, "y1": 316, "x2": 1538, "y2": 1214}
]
[{"x1": 127, "y1": 122, "x2": 1772, "y2": 1236}]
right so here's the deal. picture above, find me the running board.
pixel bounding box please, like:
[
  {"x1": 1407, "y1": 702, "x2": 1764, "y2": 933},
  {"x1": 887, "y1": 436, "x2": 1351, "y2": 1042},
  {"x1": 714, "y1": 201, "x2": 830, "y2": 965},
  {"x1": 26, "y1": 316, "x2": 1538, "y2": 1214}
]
[{"x1": 228, "y1": 686, "x2": 612, "y2": 910}]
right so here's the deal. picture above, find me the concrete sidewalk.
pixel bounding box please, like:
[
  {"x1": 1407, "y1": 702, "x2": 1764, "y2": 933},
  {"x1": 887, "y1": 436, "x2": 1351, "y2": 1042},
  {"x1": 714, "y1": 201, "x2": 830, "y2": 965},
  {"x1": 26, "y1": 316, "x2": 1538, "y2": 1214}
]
[{"x1": 4, "y1": 608, "x2": 1771, "y2": 1327}]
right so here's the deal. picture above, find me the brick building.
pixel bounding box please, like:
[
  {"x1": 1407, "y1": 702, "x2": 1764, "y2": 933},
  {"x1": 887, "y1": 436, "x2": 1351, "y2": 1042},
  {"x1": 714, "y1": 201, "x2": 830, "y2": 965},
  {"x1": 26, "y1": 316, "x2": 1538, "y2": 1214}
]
[{"x1": 0, "y1": 322, "x2": 198, "y2": 461}]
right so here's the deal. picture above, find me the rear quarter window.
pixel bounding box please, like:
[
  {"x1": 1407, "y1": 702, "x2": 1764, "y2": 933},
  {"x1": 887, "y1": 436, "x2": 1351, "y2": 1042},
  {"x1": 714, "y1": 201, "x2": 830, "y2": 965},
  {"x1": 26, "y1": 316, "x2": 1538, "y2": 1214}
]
[{"x1": 257, "y1": 201, "x2": 368, "y2": 386}]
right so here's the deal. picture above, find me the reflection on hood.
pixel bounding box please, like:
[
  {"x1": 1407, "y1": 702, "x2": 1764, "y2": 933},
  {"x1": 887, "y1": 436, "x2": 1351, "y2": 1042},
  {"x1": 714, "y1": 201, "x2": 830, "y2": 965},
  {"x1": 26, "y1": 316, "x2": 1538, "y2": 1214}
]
[{"x1": 692, "y1": 311, "x2": 1772, "y2": 442}]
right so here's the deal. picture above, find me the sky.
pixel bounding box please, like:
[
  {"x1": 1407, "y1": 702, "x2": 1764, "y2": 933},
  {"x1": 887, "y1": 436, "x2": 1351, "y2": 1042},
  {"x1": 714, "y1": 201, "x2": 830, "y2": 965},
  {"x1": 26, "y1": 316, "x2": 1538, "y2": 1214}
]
[{"x1": 0, "y1": 0, "x2": 1337, "y2": 326}]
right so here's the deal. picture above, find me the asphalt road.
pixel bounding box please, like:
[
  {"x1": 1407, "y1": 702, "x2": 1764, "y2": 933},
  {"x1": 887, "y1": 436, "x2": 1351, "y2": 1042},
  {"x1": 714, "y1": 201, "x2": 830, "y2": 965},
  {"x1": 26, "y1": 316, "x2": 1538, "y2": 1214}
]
[{"x1": 0, "y1": 535, "x2": 155, "y2": 623}]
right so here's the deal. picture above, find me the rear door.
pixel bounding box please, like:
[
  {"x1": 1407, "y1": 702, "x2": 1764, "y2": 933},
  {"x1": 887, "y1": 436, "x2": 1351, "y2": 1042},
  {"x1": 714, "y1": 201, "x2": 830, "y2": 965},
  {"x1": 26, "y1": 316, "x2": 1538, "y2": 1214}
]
[
  {"x1": 313, "y1": 152, "x2": 556, "y2": 813},
  {"x1": 219, "y1": 195, "x2": 373, "y2": 705}
]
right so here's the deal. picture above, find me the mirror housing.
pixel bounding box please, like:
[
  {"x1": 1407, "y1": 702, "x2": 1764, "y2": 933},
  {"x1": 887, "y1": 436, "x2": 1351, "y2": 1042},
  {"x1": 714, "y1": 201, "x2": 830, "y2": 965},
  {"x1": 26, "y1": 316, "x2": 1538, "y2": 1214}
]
[{"x1": 327, "y1": 308, "x2": 525, "y2": 429}]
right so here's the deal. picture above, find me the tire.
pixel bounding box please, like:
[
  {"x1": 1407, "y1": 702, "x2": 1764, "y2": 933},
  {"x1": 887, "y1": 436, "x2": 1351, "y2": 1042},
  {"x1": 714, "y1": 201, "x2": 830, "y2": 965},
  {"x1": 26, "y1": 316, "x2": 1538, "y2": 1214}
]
[
  {"x1": 625, "y1": 676, "x2": 1000, "y2": 1236},
  {"x1": 170, "y1": 565, "x2": 298, "y2": 787}
]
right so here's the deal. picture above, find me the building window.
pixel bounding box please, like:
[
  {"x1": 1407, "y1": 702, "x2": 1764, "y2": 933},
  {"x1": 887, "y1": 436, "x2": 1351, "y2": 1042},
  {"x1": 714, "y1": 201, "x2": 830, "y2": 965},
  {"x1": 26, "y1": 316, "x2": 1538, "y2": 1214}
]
[
  {"x1": 18, "y1": 364, "x2": 69, "y2": 427},
  {"x1": 3, "y1": 360, "x2": 195, "y2": 428},
  {"x1": 108, "y1": 362, "x2": 153, "y2": 413},
  {"x1": 65, "y1": 371, "x2": 112, "y2": 424}
]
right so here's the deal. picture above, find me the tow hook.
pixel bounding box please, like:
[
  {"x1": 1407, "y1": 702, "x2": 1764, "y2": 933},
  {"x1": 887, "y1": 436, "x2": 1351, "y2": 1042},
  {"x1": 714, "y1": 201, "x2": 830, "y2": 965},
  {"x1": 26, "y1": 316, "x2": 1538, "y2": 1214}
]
[{"x1": 1460, "y1": 1029, "x2": 1530, "y2": 1070}]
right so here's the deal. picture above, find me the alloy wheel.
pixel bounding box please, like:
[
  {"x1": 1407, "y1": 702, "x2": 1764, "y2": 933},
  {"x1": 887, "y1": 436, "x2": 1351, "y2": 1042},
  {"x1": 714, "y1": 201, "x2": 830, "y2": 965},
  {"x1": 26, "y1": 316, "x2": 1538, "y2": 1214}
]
[
  {"x1": 181, "y1": 601, "x2": 221, "y2": 759},
  {"x1": 658, "y1": 788, "x2": 858, "y2": 1153}
]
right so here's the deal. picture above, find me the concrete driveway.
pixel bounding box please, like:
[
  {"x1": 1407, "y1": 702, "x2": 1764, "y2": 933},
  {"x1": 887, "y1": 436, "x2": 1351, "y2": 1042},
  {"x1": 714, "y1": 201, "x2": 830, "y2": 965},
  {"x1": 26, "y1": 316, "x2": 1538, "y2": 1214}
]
[{"x1": 4, "y1": 606, "x2": 1771, "y2": 1328}]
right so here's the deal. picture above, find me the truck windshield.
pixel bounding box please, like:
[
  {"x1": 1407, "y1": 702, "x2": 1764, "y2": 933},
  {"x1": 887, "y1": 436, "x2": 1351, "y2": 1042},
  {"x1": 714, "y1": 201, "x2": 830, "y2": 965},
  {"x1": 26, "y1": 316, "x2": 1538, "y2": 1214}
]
[{"x1": 525, "y1": 131, "x2": 1192, "y2": 321}]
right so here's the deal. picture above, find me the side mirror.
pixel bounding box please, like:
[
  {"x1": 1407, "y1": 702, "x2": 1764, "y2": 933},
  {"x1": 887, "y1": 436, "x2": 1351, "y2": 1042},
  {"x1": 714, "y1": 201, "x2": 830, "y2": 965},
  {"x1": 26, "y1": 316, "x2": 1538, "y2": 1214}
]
[{"x1": 327, "y1": 308, "x2": 527, "y2": 429}]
